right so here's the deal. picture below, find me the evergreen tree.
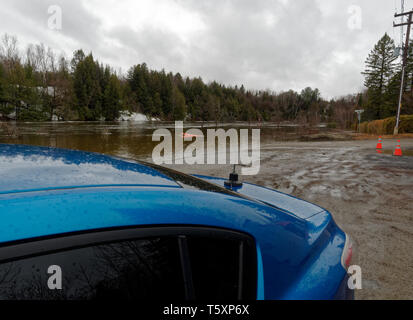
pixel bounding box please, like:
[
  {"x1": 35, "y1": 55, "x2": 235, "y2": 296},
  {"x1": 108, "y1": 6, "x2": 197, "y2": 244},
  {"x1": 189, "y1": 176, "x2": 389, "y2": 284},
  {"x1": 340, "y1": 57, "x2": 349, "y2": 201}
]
[
  {"x1": 172, "y1": 86, "x2": 187, "y2": 120},
  {"x1": 127, "y1": 64, "x2": 153, "y2": 115},
  {"x1": 103, "y1": 74, "x2": 122, "y2": 121},
  {"x1": 383, "y1": 69, "x2": 402, "y2": 118},
  {"x1": 362, "y1": 33, "x2": 397, "y2": 120},
  {"x1": 71, "y1": 49, "x2": 85, "y2": 72},
  {"x1": 402, "y1": 39, "x2": 413, "y2": 93},
  {"x1": 160, "y1": 72, "x2": 173, "y2": 118},
  {"x1": 73, "y1": 53, "x2": 102, "y2": 120}
]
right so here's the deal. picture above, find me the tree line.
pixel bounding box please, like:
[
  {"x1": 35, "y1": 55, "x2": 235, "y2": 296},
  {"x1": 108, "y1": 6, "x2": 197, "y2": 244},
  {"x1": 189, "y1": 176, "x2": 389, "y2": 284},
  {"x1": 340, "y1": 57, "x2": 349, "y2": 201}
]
[
  {"x1": 361, "y1": 33, "x2": 413, "y2": 121},
  {"x1": 0, "y1": 33, "x2": 356, "y2": 126}
]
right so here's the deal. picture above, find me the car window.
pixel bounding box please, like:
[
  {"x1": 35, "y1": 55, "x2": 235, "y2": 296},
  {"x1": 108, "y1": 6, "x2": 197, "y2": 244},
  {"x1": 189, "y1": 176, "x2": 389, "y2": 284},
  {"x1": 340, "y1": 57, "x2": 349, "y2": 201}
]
[
  {"x1": 0, "y1": 237, "x2": 185, "y2": 300},
  {"x1": 186, "y1": 236, "x2": 256, "y2": 300},
  {"x1": 0, "y1": 229, "x2": 257, "y2": 300},
  {"x1": 187, "y1": 236, "x2": 240, "y2": 300}
]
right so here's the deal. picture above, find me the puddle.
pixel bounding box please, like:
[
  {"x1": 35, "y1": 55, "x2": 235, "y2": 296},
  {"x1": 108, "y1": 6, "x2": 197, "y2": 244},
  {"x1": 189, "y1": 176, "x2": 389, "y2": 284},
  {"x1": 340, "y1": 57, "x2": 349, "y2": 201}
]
[{"x1": 377, "y1": 149, "x2": 413, "y2": 157}]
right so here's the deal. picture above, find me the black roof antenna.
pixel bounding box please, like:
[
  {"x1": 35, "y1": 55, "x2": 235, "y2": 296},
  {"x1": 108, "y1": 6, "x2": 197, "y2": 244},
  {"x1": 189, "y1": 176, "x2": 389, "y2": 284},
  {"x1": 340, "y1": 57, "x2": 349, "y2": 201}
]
[{"x1": 224, "y1": 164, "x2": 243, "y2": 188}]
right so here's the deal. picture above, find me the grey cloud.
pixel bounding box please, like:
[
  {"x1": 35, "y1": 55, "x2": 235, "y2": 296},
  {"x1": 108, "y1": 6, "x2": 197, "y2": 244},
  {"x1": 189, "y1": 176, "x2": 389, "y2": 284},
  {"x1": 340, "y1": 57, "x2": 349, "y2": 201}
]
[
  {"x1": 105, "y1": 25, "x2": 188, "y2": 72},
  {"x1": 1, "y1": 0, "x2": 102, "y2": 53},
  {"x1": 179, "y1": 0, "x2": 329, "y2": 91}
]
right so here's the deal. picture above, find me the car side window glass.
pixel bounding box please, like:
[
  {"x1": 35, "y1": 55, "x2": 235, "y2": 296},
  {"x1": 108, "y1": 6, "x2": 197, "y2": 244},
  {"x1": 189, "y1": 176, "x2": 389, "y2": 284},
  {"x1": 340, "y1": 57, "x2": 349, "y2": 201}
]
[
  {"x1": 187, "y1": 236, "x2": 249, "y2": 300},
  {"x1": 0, "y1": 237, "x2": 185, "y2": 300}
]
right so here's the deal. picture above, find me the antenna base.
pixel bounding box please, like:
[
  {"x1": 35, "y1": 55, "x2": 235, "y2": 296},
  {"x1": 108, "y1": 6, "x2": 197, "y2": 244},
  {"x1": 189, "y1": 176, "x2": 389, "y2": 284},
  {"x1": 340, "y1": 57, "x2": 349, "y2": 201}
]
[{"x1": 224, "y1": 173, "x2": 243, "y2": 188}]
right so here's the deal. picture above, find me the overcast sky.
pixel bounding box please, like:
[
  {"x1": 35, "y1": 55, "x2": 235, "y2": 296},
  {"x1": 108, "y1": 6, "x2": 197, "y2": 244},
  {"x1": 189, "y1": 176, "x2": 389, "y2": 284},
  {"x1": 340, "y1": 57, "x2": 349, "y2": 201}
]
[{"x1": 0, "y1": 0, "x2": 406, "y2": 99}]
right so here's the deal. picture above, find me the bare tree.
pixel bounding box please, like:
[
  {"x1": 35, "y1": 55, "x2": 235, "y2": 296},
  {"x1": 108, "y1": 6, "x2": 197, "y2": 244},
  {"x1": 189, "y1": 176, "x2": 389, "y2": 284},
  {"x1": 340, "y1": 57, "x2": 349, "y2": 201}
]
[
  {"x1": 25, "y1": 44, "x2": 37, "y2": 71},
  {"x1": 0, "y1": 34, "x2": 20, "y2": 73}
]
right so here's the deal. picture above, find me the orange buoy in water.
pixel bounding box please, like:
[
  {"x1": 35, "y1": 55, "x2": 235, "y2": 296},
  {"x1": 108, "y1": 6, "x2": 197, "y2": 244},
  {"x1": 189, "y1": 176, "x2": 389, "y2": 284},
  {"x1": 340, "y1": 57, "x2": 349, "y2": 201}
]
[
  {"x1": 182, "y1": 132, "x2": 199, "y2": 138},
  {"x1": 394, "y1": 140, "x2": 403, "y2": 157},
  {"x1": 376, "y1": 137, "x2": 383, "y2": 150}
]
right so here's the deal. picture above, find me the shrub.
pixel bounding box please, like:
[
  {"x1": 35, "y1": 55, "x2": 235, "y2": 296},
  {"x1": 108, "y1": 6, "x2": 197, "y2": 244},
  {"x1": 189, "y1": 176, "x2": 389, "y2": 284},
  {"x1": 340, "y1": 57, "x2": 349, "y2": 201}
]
[
  {"x1": 400, "y1": 115, "x2": 413, "y2": 133},
  {"x1": 359, "y1": 115, "x2": 413, "y2": 134}
]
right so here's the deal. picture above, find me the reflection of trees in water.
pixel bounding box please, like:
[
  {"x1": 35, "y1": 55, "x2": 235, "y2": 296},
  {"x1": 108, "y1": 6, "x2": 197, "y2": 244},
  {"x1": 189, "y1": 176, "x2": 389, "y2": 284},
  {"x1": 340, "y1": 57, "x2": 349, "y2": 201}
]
[{"x1": 0, "y1": 238, "x2": 180, "y2": 300}]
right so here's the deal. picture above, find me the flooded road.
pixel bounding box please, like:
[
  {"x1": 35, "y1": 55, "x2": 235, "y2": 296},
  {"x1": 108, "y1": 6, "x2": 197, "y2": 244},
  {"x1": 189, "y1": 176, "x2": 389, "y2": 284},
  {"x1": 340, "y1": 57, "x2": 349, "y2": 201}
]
[
  {"x1": 1, "y1": 121, "x2": 413, "y2": 299},
  {"x1": 0, "y1": 121, "x2": 346, "y2": 159}
]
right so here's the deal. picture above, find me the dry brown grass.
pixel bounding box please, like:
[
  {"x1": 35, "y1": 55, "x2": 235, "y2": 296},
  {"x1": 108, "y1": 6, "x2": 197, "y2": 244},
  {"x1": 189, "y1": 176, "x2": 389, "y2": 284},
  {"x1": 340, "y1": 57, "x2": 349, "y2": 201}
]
[
  {"x1": 353, "y1": 132, "x2": 413, "y2": 140},
  {"x1": 359, "y1": 115, "x2": 413, "y2": 135}
]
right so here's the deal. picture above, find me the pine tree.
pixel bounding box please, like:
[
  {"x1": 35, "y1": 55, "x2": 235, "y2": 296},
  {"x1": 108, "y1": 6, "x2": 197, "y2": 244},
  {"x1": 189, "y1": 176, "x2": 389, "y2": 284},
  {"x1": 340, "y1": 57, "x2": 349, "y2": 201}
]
[
  {"x1": 160, "y1": 73, "x2": 173, "y2": 119},
  {"x1": 103, "y1": 74, "x2": 122, "y2": 121},
  {"x1": 380, "y1": 39, "x2": 413, "y2": 118},
  {"x1": 71, "y1": 49, "x2": 85, "y2": 72},
  {"x1": 73, "y1": 53, "x2": 102, "y2": 120},
  {"x1": 395, "y1": 39, "x2": 413, "y2": 114},
  {"x1": 362, "y1": 33, "x2": 397, "y2": 120},
  {"x1": 383, "y1": 69, "x2": 402, "y2": 118},
  {"x1": 172, "y1": 86, "x2": 186, "y2": 120},
  {"x1": 127, "y1": 64, "x2": 153, "y2": 115},
  {"x1": 404, "y1": 39, "x2": 413, "y2": 93}
]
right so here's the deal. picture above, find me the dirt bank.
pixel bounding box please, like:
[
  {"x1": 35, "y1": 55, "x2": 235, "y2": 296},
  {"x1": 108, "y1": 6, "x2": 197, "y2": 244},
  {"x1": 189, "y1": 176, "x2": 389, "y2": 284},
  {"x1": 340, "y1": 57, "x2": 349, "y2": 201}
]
[{"x1": 163, "y1": 138, "x2": 413, "y2": 300}]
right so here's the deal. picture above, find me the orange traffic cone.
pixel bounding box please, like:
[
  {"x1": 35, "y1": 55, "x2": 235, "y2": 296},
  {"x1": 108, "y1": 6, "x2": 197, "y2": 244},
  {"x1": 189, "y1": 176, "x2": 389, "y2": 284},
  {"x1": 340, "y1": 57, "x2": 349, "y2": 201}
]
[
  {"x1": 394, "y1": 140, "x2": 403, "y2": 157},
  {"x1": 376, "y1": 137, "x2": 383, "y2": 150}
]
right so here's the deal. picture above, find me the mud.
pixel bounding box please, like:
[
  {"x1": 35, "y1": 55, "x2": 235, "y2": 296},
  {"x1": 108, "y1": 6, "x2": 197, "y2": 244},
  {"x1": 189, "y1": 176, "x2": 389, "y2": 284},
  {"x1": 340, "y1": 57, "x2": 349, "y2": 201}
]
[{"x1": 163, "y1": 138, "x2": 413, "y2": 300}]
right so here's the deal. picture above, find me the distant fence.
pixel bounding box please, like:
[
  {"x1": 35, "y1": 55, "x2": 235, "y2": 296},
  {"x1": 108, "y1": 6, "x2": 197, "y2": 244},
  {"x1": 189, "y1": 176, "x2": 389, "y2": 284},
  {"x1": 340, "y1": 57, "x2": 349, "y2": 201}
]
[{"x1": 359, "y1": 115, "x2": 413, "y2": 134}]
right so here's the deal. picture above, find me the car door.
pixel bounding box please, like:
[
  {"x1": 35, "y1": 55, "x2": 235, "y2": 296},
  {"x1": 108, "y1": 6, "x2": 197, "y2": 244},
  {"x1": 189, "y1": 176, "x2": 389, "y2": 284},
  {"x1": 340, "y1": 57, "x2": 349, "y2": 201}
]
[{"x1": 0, "y1": 226, "x2": 257, "y2": 300}]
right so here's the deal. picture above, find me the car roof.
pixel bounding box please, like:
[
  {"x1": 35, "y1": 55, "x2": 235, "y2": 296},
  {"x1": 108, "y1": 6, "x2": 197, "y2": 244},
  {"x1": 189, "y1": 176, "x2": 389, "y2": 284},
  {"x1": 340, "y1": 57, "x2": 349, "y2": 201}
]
[
  {"x1": 0, "y1": 143, "x2": 179, "y2": 194},
  {"x1": 0, "y1": 186, "x2": 290, "y2": 242}
]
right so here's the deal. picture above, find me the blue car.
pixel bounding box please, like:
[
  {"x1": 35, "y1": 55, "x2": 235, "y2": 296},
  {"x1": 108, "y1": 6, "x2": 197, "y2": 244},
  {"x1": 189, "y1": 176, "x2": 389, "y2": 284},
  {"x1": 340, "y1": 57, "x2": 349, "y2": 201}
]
[{"x1": 0, "y1": 143, "x2": 353, "y2": 300}]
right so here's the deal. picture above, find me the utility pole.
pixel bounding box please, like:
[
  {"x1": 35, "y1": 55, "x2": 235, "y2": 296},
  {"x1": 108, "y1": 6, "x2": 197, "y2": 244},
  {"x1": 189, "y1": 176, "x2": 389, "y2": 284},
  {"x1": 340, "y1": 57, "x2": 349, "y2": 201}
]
[{"x1": 393, "y1": 9, "x2": 413, "y2": 134}]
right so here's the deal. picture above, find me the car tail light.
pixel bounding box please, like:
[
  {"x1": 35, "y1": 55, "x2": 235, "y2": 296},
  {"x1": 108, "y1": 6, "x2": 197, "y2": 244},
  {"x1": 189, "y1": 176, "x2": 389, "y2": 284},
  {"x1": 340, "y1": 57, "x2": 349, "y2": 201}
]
[{"x1": 341, "y1": 234, "x2": 353, "y2": 269}]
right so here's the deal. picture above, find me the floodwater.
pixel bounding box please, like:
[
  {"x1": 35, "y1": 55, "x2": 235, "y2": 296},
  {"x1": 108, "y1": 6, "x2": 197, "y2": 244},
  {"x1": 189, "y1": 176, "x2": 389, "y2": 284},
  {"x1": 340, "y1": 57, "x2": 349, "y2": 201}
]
[{"x1": 0, "y1": 121, "x2": 338, "y2": 161}]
